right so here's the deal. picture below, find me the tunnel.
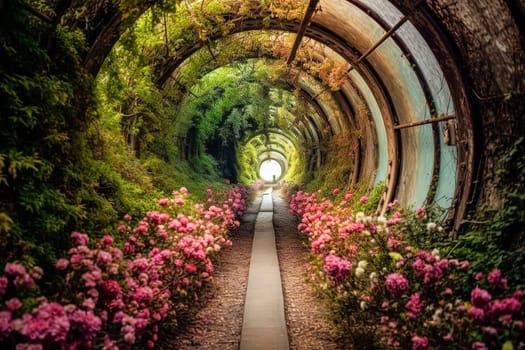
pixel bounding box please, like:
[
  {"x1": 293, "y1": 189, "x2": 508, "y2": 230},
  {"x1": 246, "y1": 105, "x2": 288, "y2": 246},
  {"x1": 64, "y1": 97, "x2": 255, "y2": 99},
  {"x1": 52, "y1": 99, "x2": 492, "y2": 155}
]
[
  {"x1": 0, "y1": 0, "x2": 524, "y2": 349},
  {"x1": 78, "y1": 0, "x2": 521, "y2": 230}
]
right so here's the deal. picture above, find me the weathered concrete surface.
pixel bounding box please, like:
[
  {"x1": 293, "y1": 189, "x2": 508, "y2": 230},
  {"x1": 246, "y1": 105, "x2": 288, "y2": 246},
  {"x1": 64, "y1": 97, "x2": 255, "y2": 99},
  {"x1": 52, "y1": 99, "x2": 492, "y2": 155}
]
[{"x1": 240, "y1": 189, "x2": 289, "y2": 350}]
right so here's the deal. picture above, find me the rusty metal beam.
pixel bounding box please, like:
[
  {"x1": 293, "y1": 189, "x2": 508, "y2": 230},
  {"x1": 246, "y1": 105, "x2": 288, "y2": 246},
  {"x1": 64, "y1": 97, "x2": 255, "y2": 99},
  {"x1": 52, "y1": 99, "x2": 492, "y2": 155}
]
[
  {"x1": 347, "y1": 0, "x2": 425, "y2": 73},
  {"x1": 286, "y1": 0, "x2": 320, "y2": 65},
  {"x1": 394, "y1": 114, "x2": 455, "y2": 130}
]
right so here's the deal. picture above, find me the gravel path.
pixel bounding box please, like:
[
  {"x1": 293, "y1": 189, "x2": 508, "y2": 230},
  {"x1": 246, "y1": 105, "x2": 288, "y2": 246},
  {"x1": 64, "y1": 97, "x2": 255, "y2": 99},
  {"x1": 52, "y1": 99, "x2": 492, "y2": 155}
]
[
  {"x1": 169, "y1": 189, "x2": 339, "y2": 349},
  {"x1": 272, "y1": 189, "x2": 339, "y2": 350}
]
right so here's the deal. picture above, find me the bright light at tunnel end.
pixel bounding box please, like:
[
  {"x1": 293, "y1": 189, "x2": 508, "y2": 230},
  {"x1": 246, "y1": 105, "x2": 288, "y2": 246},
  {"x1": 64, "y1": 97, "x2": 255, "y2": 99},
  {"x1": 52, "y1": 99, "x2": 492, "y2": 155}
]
[{"x1": 259, "y1": 159, "x2": 282, "y2": 182}]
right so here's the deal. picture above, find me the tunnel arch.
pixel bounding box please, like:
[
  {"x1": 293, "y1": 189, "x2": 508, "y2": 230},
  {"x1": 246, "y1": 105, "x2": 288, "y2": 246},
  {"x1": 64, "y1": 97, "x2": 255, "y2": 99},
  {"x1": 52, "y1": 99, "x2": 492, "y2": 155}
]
[
  {"x1": 136, "y1": 2, "x2": 466, "y2": 221},
  {"x1": 72, "y1": 0, "x2": 524, "y2": 231}
]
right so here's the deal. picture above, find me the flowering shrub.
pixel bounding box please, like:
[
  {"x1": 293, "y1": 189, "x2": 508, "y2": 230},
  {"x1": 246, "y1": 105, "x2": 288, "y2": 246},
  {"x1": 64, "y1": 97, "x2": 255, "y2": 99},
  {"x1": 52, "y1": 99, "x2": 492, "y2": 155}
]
[
  {"x1": 290, "y1": 189, "x2": 525, "y2": 349},
  {"x1": 0, "y1": 185, "x2": 247, "y2": 349}
]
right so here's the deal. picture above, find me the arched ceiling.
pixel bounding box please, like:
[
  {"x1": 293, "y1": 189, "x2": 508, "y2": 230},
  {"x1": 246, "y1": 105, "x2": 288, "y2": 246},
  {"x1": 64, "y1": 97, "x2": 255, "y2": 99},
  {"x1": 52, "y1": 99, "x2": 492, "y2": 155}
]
[{"x1": 82, "y1": 0, "x2": 478, "y2": 229}]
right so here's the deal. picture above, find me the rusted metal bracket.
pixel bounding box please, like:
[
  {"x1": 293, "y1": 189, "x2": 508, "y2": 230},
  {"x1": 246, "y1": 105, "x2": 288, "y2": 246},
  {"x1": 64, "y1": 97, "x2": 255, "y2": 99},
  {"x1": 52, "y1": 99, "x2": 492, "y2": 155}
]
[
  {"x1": 286, "y1": 0, "x2": 320, "y2": 65},
  {"x1": 347, "y1": 0, "x2": 426, "y2": 73},
  {"x1": 393, "y1": 113, "x2": 456, "y2": 130}
]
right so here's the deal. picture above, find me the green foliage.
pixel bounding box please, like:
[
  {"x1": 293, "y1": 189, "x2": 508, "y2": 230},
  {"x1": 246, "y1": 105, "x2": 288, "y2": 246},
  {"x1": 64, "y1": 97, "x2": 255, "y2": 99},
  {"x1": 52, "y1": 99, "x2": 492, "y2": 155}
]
[
  {"x1": 237, "y1": 143, "x2": 259, "y2": 184},
  {"x1": 449, "y1": 136, "x2": 525, "y2": 290},
  {"x1": 0, "y1": 0, "x2": 93, "y2": 263},
  {"x1": 174, "y1": 61, "x2": 300, "y2": 182},
  {"x1": 305, "y1": 133, "x2": 358, "y2": 195}
]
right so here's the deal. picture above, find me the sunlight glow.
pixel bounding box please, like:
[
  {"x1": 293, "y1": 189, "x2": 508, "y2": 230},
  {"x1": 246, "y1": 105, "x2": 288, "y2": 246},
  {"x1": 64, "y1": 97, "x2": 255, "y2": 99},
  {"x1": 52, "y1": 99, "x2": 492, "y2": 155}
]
[{"x1": 259, "y1": 159, "x2": 282, "y2": 182}]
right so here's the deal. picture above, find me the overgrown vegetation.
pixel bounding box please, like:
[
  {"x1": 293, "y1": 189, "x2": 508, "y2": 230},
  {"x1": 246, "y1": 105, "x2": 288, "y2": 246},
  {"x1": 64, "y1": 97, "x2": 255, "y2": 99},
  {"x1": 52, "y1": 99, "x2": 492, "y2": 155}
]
[
  {"x1": 0, "y1": 0, "x2": 108, "y2": 268},
  {"x1": 290, "y1": 190, "x2": 525, "y2": 349},
  {"x1": 449, "y1": 136, "x2": 525, "y2": 290}
]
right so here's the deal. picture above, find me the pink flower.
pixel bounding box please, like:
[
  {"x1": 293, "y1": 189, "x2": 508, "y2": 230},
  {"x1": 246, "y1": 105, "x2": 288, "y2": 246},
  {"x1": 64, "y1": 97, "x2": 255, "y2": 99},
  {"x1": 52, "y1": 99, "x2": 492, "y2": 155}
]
[
  {"x1": 82, "y1": 298, "x2": 96, "y2": 310},
  {"x1": 69, "y1": 309, "x2": 102, "y2": 340},
  {"x1": 185, "y1": 263, "x2": 197, "y2": 274},
  {"x1": 332, "y1": 188, "x2": 340, "y2": 195},
  {"x1": 344, "y1": 193, "x2": 352, "y2": 200},
  {"x1": 385, "y1": 273, "x2": 409, "y2": 297},
  {"x1": 97, "y1": 251, "x2": 113, "y2": 266},
  {"x1": 5, "y1": 263, "x2": 26, "y2": 276},
  {"x1": 123, "y1": 214, "x2": 132, "y2": 221},
  {"x1": 443, "y1": 334, "x2": 453, "y2": 342},
  {"x1": 482, "y1": 326, "x2": 497, "y2": 336},
  {"x1": 489, "y1": 297, "x2": 522, "y2": 317},
  {"x1": 124, "y1": 332, "x2": 136, "y2": 344},
  {"x1": 0, "y1": 276, "x2": 9, "y2": 295},
  {"x1": 100, "y1": 235, "x2": 114, "y2": 247},
  {"x1": 405, "y1": 293, "x2": 424, "y2": 316},
  {"x1": 133, "y1": 287, "x2": 154, "y2": 304},
  {"x1": 386, "y1": 199, "x2": 398, "y2": 210},
  {"x1": 179, "y1": 187, "x2": 188, "y2": 194},
  {"x1": 21, "y1": 302, "x2": 70, "y2": 342},
  {"x1": 359, "y1": 196, "x2": 368, "y2": 204},
  {"x1": 5, "y1": 298, "x2": 22, "y2": 311},
  {"x1": 471, "y1": 287, "x2": 492, "y2": 308},
  {"x1": 158, "y1": 198, "x2": 169, "y2": 206},
  {"x1": 468, "y1": 306, "x2": 486, "y2": 321},
  {"x1": 415, "y1": 207, "x2": 426, "y2": 216},
  {"x1": 512, "y1": 290, "x2": 525, "y2": 299},
  {"x1": 411, "y1": 335, "x2": 429, "y2": 350},
  {"x1": 487, "y1": 269, "x2": 508, "y2": 289},
  {"x1": 471, "y1": 342, "x2": 488, "y2": 350},
  {"x1": 71, "y1": 231, "x2": 89, "y2": 245},
  {"x1": 0, "y1": 311, "x2": 12, "y2": 338},
  {"x1": 323, "y1": 255, "x2": 352, "y2": 284}
]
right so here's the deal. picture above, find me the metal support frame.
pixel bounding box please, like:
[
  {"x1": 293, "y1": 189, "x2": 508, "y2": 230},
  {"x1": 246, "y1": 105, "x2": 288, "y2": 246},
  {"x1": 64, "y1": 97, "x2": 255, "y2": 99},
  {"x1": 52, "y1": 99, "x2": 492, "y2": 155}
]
[
  {"x1": 394, "y1": 114, "x2": 456, "y2": 130},
  {"x1": 286, "y1": 0, "x2": 320, "y2": 65},
  {"x1": 347, "y1": 0, "x2": 426, "y2": 73}
]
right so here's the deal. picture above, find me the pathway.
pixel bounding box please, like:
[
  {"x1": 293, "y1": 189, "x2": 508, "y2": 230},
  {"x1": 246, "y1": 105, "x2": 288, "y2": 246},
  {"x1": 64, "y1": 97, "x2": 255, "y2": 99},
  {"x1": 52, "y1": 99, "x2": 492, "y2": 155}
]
[
  {"x1": 240, "y1": 187, "x2": 289, "y2": 350},
  {"x1": 169, "y1": 187, "x2": 338, "y2": 349}
]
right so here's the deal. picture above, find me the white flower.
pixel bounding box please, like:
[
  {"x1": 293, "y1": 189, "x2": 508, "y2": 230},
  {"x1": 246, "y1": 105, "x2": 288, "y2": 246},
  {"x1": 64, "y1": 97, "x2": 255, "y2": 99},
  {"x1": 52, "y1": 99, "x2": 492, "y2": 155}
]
[
  {"x1": 358, "y1": 260, "x2": 368, "y2": 269},
  {"x1": 426, "y1": 222, "x2": 437, "y2": 232},
  {"x1": 377, "y1": 216, "x2": 387, "y2": 225},
  {"x1": 369, "y1": 272, "x2": 378, "y2": 280},
  {"x1": 356, "y1": 212, "x2": 365, "y2": 222},
  {"x1": 431, "y1": 308, "x2": 443, "y2": 325},
  {"x1": 360, "y1": 301, "x2": 367, "y2": 310},
  {"x1": 355, "y1": 267, "x2": 365, "y2": 277}
]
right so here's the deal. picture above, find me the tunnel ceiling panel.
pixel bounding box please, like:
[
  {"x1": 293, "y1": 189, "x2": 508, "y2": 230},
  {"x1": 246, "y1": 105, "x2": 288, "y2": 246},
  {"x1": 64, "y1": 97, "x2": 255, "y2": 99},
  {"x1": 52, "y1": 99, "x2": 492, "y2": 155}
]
[{"x1": 346, "y1": 71, "x2": 388, "y2": 186}]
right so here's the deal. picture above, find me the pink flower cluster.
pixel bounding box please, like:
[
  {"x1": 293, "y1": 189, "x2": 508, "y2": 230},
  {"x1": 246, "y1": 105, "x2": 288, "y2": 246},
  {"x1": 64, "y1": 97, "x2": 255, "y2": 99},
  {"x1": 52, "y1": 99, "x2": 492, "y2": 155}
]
[
  {"x1": 0, "y1": 184, "x2": 248, "y2": 348},
  {"x1": 463, "y1": 270, "x2": 524, "y2": 327},
  {"x1": 385, "y1": 273, "x2": 409, "y2": 297},
  {"x1": 324, "y1": 255, "x2": 352, "y2": 285},
  {"x1": 411, "y1": 250, "x2": 468, "y2": 284},
  {"x1": 289, "y1": 190, "x2": 525, "y2": 349}
]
